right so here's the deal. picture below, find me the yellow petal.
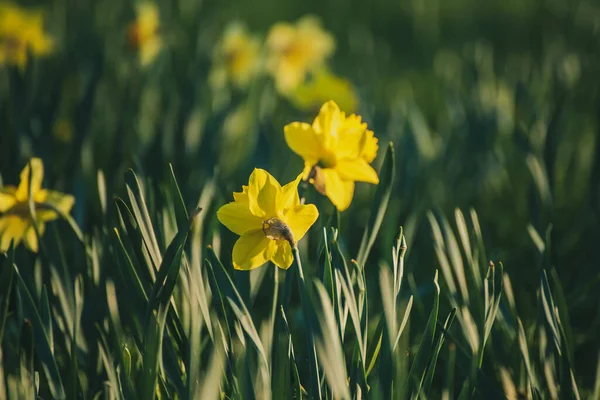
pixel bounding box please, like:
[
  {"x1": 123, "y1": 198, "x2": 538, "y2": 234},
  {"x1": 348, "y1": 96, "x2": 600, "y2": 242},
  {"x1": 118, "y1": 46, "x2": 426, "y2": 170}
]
[
  {"x1": 233, "y1": 185, "x2": 250, "y2": 203},
  {"x1": 140, "y1": 37, "x2": 161, "y2": 66},
  {"x1": 271, "y1": 240, "x2": 294, "y2": 270},
  {"x1": 274, "y1": 61, "x2": 306, "y2": 94},
  {"x1": 16, "y1": 158, "x2": 44, "y2": 201},
  {"x1": 37, "y1": 190, "x2": 75, "y2": 221},
  {"x1": 335, "y1": 114, "x2": 367, "y2": 159},
  {"x1": 312, "y1": 101, "x2": 342, "y2": 149},
  {"x1": 321, "y1": 169, "x2": 354, "y2": 211},
  {"x1": 23, "y1": 222, "x2": 44, "y2": 253},
  {"x1": 361, "y1": 130, "x2": 379, "y2": 163},
  {"x1": 217, "y1": 202, "x2": 263, "y2": 236},
  {"x1": 278, "y1": 173, "x2": 302, "y2": 211},
  {"x1": 0, "y1": 216, "x2": 27, "y2": 251},
  {"x1": 284, "y1": 122, "x2": 322, "y2": 165},
  {"x1": 0, "y1": 187, "x2": 17, "y2": 212},
  {"x1": 232, "y1": 230, "x2": 275, "y2": 270},
  {"x1": 247, "y1": 169, "x2": 281, "y2": 218},
  {"x1": 335, "y1": 159, "x2": 379, "y2": 184},
  {"x1": 284, "y1": 204, "x2": 319, "y2": 242}
]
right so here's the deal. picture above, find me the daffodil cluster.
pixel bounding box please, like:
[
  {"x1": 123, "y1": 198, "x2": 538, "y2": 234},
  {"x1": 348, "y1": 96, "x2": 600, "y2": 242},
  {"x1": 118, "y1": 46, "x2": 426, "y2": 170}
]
[
  {"x1": 217, "y1": 99, "x2": 379, "y2": 270},
  {"x1": 0, "y1": 158, "x2": 74, "y2": 252},
  {"x1": 209, "y1": 16, "x2": 358, "y2": 113}
]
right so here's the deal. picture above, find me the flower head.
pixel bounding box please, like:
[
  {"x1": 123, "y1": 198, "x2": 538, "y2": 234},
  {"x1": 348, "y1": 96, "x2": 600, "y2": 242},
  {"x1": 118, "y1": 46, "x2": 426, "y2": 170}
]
[
  {"x1": 0, "y1": 158, "x2": 74, "y2": 252},
  {"x1": 266, "y1": 16, "x2": 334, "y2": 94},
  {"x1": 217, "y1": 169, "x2": 319, "y2": 270},
  {"x1": 0, "y1": 2, "x2": 54, "y2": 69},
  {"x1": 284, "y1": 100, "x2": 379, "y2": 211},
  {"x1": 209, "y1": 22, "x2": 261, "y2": 90},
  {"x1": 127, "y1": 2, "x2": 161, "y2": 66},
  {"x1": 291, "y1": 67, "x2": 358, "y2": 113}
]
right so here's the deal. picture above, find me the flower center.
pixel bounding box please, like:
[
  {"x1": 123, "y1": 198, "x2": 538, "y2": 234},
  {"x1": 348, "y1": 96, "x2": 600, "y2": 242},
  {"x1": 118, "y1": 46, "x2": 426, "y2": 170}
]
[
  {"x1": 1, "y1": 36, "x2": 25, "y2": 55},
  {"x1": 319, "y1": 150, "x2": 337, "y2": 168},
  {"x1": 307, "y1": 166, "x2": 327, "y2": 195},
  {"x1": 262, "y1": 217, "x2": 295, "y2": 247},
  {"x1": 4, "y1": 201, "x2": 53, "y2": 219}
]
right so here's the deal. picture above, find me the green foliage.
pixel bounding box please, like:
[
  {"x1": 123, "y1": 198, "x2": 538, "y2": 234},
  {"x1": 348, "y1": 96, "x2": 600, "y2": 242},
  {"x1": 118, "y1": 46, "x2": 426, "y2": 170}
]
[{"x1": 1, "y1": 0, "x2": 600, "y2": 398}]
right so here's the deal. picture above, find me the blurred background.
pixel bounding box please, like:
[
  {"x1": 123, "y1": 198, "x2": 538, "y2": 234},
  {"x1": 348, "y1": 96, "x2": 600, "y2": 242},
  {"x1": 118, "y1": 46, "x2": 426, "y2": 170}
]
[{"x1": 1, "y1": 0, "x2": 599, "y2": 395}]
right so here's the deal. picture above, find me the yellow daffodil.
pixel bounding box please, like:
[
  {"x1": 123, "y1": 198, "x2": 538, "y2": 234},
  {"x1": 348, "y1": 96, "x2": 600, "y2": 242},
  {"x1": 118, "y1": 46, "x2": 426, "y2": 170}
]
[
  {"x1": 0, "y1": 158, "x2": 74, "y2": 252},
  {"x1": 0, "y1": 2, "x2": 54, "y2": 69},
  {"x1": 127, "y1": 2, "x2": 161, "y2": 66},
  {"x1": 209, "y1": 22, "x2": 261, "y2": 90},
  {"x1": 266, "y1": 16, "x2": 335, "y2": 94},
  {"x1": 291, "y1": 67, "x2": 358, "y2": 113},
  {"x1": 217, "y1": 169, "x2": 319, "y2": 270},
  {"x1": 284, "y1": 100, "x2": 379, "y2": 211}
]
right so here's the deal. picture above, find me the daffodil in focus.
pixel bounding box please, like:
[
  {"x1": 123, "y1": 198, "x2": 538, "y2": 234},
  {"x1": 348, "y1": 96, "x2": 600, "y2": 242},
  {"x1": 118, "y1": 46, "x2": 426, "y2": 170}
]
[
  {"x1": 266, "y1": 16, "x2": 335, "y2": 94},
  {"x1": 284, "y1": 100, "x2": 379, "y2": 211},
  {"x1": 127, "y1": 2, "x2": 161, "y2": 66},
  {"x1": 0, "y1": 158, "x2": 74, "y2": 252},
  {"x1": 0, "y1": 2, "x2": 54, "y2": 69},
  {"x1": 217, "y1": 169, "x2": 319, "y2": 270},
  {"x1": 209, "y1": 22, "x2": 261, "y2": 90},
  {"x1": 291, "y1": 67, "x2": 358, "y2": 113}
]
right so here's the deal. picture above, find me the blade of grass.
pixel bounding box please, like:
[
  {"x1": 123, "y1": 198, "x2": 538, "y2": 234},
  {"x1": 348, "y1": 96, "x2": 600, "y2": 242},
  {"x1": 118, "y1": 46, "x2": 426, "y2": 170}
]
[{"x1": 357, "y1": 142, "x2": 396, "y2": 267}]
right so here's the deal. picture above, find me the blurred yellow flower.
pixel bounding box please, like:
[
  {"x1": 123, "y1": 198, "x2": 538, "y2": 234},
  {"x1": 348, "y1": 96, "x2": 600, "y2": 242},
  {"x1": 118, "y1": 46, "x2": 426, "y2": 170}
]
[
  {"x1": 210, "y1": 22, "x2": 261, "y2": 90},
  {"x1": 217, "y1": 169, "x2": 318, "y2": 270},
  {"x1": 0, "y1": 2, "x2": 54, "y2": 69},
  {"x1": 284, "y1": 101, "x2": 379, "y2": 211},
  {"x1": 128, "y1": 2, "x2": 161, "y2": 66},
  {"x1": 266, "y1": 16, "x2": 335, "y2": 94},
  {"x1": 0, "y1": 158, "x2": 74, "y2": 252},
  {"x1": 291, "y1": 67, "x2": 358, "y2": 113}
]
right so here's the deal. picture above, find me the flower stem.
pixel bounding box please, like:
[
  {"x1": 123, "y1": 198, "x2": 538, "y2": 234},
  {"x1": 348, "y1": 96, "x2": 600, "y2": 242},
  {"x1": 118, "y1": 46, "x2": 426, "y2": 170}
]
[{"x1": 293, "y1": 246, "x2": 322, "y2": 400}]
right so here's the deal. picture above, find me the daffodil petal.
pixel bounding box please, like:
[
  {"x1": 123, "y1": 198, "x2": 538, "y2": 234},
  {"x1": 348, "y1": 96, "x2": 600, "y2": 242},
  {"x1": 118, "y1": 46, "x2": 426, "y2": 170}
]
[
  {"x1": 15, "y1": 158, "x2": 44, "y2": 201},
  {"x1": 247, "y1": 169, "x2": 281, "y2": 217},
  {"x1": 335, "y1": 159, "x2": 379, "y2": 184},
  {"x1": 321, "y1": 169, "x2": 354, "y2": 211},
  {"x1": 232, "y1": 230, "x2": 275, "y2": 270},
  {"x1": 0, "y1": 187, "x2": 17, "y2": 212},
  {"x1": 271, "y1": 240, "x2": 294, "y2": 270},
  {"x1": 284, "y1": 204, "x2": 319, "y2": 242},
  {"x1": 0, "y1": 216, "x2": 27, "y2": 251},
  {"x1": 217, "y1": 202, "x2": 263, "y2": 236},
  {"x1": 278, "y1": 173, "x2": 302, "y2": 210},
  {"x1": 312, "y1": 101, "x2": 342, "y2": 149},
  {"x1": 284, "y1": 122, "x2": 322, "y2": 164},
  {"x1": 23, "y1": 222, "x2": 44, "y2": 253},
  {"x1": 233, "y1": 185, "x2": 250, "y2": 203},
  {"x1": 48, "y1": 191, "x2": 74, "y2": 215}
]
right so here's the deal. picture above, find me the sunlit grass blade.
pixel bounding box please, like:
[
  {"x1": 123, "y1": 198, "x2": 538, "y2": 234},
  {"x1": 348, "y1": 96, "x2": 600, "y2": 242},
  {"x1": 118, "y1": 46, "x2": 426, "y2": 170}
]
[
  {"x1": 422, "y1": 308, "x2": 457, "y2": 393},
  {"x1": 13, "y1": 265, "x2": 66, "y2": 399},
  {"x1": 357, "y1": 142, "x2": 395, "y2": 267},
  {"x1": 141, "y1": 209, "x2": 197, "y2": 400},
  {"x1": 0, "y1": 246, "x2": 15, "y2": 344},
  {"x1": 314, "y1": 280, "x2": 351, "y2": 400},
  {"x1": 405, "y1": 271, "x2": 440, "y2": 399}
]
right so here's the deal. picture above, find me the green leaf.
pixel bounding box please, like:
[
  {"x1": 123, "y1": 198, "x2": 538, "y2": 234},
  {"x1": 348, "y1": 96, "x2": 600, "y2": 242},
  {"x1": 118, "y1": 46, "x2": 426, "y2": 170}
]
[
  {"x1": 314, "y1": 281, "x2": 351, "y2": 400},
  {"x1": 14, "y1": 264, "x2": 66, "y2": 399},
  {"x1": 405, "y1": 271, "x2": 440, "y2": 399},
  {"x1": 168, "y1": 163, "x2": 189, "y2": 229},
  {"x1": 357, "y1": 142, "x2": 396, "y2": 267},
  {"x1": 141, "y1": 209, "x2": 197, "y2": 400},
  {"x1": 0, "y1": 244, "x2": 15, "y2": 344}
]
